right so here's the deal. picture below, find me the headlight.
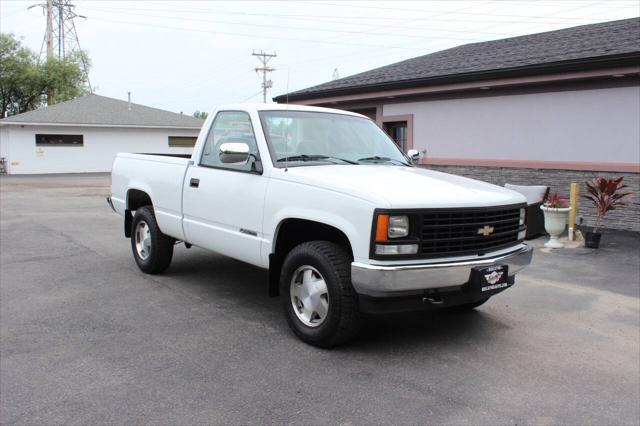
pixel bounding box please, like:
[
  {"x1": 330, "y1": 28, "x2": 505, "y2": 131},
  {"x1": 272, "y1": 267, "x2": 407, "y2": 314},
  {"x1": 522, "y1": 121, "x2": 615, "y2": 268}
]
[
  {"x1": 519, "y1": 207, "x2": 526, "y2": 226},
  {"x1": 375, "y1": 214, "x2": 410, "y2": 240},
  {"x1": 388, "y1": 215, "x2": 409, "y2": 238}
]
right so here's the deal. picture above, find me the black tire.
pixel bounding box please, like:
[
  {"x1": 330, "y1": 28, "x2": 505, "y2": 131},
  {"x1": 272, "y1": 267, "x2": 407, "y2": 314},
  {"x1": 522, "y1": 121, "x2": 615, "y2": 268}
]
[
  {"x1": 450, "y1": 297, "x2": 489, "y2": 311},
  {"x1": 280, "y1": 241, "x2": 360, "y2": 348},
  {"x1": 130, "y1": 206, "x2": 174, "y2": 274}
]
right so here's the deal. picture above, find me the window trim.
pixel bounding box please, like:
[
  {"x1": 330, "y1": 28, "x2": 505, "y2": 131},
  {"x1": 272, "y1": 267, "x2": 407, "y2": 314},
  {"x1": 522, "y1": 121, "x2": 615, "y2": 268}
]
[
  {"x1": 35, "y1": 134, "x2": 84, "y2": 147},
  {"x1": 381, "y1": 114, "x2": 413, "y2": 151},
  {"x1": 168, "y1": 135, "x2": 198, "y2": 147},
  {"x1": 198, "y1": 110, "x2": 263, "y2": 175}
]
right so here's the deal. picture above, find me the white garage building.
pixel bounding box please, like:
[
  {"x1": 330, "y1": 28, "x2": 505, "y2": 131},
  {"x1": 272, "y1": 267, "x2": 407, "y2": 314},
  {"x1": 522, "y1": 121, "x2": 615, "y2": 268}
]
[{"x1": 0, "y1": 94, "x2": 204, "y2": 174}]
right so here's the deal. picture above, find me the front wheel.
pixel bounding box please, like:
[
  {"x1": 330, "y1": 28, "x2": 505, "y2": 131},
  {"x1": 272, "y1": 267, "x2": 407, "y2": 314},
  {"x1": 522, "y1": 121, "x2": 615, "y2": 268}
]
[
  {"x1": 280, "y1": 241, "x2": 360, "y2": 348},
  {"x1": 130, "y1": 206, "x2": 174, "y2": 274}
]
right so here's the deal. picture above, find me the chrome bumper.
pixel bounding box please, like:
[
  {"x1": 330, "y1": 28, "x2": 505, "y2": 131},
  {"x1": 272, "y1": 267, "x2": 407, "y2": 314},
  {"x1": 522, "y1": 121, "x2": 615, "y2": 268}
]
[
  {"x1": 106, "y1": 196, "x2": 116, "y2": 213},
  {"x1": 351, "y1": 244, "x2": 533, "y2": 297}
]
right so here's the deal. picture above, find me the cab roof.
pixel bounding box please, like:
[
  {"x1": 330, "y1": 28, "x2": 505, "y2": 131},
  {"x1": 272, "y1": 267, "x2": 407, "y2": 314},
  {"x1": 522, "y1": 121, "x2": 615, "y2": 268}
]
[{"x1": 212, "y1": 103, "x2": 367, "y2": 119}]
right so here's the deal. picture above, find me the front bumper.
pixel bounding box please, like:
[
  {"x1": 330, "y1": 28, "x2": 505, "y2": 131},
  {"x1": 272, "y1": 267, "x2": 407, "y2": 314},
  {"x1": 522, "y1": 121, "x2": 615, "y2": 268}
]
[{"x1": 351, "y1": 244, "x2": 533, "y2": 297}]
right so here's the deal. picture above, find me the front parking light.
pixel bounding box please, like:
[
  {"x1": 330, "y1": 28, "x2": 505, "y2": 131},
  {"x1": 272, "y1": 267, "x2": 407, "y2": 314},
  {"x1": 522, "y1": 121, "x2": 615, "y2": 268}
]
[{"x1": 375, "y1": 244, "x2": 418, "y2": 255}]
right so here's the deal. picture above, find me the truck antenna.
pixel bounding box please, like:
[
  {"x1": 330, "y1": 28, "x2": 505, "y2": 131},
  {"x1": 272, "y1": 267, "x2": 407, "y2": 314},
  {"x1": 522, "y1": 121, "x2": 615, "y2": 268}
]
[
  {"x1": 285, "y1": 67, "x2": 290, "y2": 171},
  {"x1": 286, "y1": 68, "x2": 290, "y2": 109}
]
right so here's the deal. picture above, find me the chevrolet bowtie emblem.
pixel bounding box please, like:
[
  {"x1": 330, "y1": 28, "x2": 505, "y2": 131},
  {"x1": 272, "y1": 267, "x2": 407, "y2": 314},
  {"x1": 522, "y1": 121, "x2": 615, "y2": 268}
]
[{"x1": 477, "y1": 225, "x2": 495, "y2": 236}]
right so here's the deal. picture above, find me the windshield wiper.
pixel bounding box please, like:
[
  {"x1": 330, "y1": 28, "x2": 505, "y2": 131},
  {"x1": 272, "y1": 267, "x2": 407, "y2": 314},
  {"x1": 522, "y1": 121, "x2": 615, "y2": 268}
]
[
  {"x1": 277, "y1": 155, "x2": 358, "y2": 165},
  {"x1": 357, "y1": 156, "x2": 409, "y2": 166}
]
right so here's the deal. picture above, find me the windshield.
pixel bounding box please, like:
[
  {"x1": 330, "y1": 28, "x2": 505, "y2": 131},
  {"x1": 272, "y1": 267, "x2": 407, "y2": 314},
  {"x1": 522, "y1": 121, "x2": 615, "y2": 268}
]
[{"x1": 259, "y1": 110, "x2": 410, "y2": 167}]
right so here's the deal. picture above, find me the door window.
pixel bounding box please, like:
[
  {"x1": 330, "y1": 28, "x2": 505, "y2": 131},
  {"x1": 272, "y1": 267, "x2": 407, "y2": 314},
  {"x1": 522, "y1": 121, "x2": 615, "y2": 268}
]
[{"x1": 200, "y1": 111, "x2": 259, "y2": 172}]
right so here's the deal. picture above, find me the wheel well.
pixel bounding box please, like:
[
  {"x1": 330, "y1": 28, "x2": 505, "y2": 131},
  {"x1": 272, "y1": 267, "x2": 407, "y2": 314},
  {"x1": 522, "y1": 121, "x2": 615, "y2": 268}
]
[
  {"x1": 127, "y1": 189, "x2": 153, "y2": 210},
  {"x1": 124, "y1": 189, "x2": 153, "y2": 238},
  {"x1": 268, "y1": 219, "x2": 353, "y2": 297}
]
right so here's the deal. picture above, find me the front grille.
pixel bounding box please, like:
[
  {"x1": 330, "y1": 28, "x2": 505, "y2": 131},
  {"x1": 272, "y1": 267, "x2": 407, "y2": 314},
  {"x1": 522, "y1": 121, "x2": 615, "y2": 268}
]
[{"x1": 419, "y1": 205, "x2": 522, "y2": 257}]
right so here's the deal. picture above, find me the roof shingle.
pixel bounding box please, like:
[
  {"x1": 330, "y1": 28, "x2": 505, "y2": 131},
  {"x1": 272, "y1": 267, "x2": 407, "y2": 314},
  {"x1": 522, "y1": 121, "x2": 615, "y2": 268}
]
[
  {"x1": 1, "y1": 94, "x2": 204, "y2": 128},
  {"x1": 275, "y1": 17, "x2": 640, "y2": 101}
]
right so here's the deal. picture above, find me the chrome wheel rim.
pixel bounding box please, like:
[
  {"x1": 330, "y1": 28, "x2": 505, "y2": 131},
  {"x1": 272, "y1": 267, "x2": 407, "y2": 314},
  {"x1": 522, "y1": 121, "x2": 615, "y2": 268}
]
[
  {"x1": 134, "y1": 221, "x2": 152, "y2": 260},
  {"x1": 290, "y1": 265, "x2": 329, "y2": 327}
]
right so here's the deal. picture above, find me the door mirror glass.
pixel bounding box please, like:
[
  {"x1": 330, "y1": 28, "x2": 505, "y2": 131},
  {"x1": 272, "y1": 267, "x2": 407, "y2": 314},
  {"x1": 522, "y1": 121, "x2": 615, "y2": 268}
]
[
  {"x1": 219, "y1": 142, "x2": 250, "y2": 164},
  {"x1": 407, "y1": 149, "x2": 420, "y2": 163}
]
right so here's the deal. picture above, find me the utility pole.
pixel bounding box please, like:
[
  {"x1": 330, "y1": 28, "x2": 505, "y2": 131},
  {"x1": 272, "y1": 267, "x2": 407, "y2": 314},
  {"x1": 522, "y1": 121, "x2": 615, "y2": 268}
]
[
  {"x1": 252, "y1": 50, "x2": 276, "y2": 103},
  {"x1": 30, "y1": 0, "x2": 92, "y2": 104},
  {"x1": 46, "y1": 0, "x2": 53, "y2": 59},
  {"x1": 46, "y1": 0, "x2": 53, "y2": 105}
]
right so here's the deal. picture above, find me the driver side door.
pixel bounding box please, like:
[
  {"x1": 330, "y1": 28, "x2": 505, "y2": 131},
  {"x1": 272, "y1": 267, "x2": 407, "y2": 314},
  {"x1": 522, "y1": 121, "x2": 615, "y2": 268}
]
[{"x1": 182, "y1": 110, "x2": 267, "y2": 267}]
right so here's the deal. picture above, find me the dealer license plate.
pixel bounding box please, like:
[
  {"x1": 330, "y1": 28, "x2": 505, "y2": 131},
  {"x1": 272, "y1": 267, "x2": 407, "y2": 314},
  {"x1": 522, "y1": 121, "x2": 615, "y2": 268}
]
[{"x1": 473, "y1": 265, "x2": 509, "y2": 292}]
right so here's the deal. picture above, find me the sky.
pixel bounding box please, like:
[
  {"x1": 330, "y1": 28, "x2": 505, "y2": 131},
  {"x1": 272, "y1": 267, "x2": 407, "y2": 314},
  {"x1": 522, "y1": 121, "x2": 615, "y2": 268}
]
[{"x1": 1, "y1": 0, "x2": 638, "y2": 115}]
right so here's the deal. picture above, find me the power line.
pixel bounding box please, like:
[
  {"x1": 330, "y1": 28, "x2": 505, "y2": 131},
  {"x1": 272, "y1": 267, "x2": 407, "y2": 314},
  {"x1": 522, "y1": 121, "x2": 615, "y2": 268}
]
[
  {"x1": 252, "y1": 51, "x2": 276, "y2": 103},
  {"x1": 295, "y1": 0, "x2": 637, "y2": 18},
  {"x1": 91, "y1": 16, "x2": 434, "y2": 51},
  {"x1": 97, "y1": 0, "x2": 636, "y2": 24},
  {"x1": 79, "y1": 5, "x2": 504, "y2": 43},
  {"x1": 81, "y1": 3, "x2": 616, "y2": 32},
  {"x1": 239, "y1": 90, "x2": 266, "y2": 103}
]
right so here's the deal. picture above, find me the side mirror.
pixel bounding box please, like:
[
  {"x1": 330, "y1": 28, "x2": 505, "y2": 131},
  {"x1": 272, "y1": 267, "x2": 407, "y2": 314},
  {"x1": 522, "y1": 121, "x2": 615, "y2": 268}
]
[
  {"x1": 407, "y1": 149, "x2": 420, "y2": 163},
  {"x1": 219, "y1": 142, "x2": 250, "y2": 164}
]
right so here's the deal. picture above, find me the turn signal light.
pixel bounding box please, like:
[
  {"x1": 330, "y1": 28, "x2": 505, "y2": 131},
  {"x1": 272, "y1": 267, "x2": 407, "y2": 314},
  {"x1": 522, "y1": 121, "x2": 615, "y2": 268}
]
[
  {"x1": 375, "y1": 214, "x2": 389, "y2": 241},
  {"x1": 376, "y1": 214, "x2": 410, "y2": 240}
]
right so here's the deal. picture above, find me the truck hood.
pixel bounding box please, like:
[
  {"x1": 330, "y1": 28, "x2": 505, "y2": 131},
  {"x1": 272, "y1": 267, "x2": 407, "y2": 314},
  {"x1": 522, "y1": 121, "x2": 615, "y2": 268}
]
[{"x1": 276, "y1": 165, "x2": 527, "y2": 208}]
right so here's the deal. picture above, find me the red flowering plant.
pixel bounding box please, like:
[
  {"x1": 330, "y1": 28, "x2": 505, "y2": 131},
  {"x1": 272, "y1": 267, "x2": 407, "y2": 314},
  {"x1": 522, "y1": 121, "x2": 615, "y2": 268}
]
[
  {"x1": 543, "y1": 193, "x2": 569, "y2": 209},
  {"x1": 583, "y1": 177, "x2": 633, "y2": 233}
]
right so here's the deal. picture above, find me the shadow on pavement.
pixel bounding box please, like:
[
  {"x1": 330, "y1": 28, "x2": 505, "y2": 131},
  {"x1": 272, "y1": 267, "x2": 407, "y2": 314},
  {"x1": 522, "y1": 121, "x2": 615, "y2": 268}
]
[{"x1": 160, "y1": 248, "x2": 509, "y2": 350}]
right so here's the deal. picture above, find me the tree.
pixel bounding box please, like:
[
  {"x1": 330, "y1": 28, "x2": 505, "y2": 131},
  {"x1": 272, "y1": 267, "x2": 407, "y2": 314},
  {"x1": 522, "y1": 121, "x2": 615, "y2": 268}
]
[
  {"x1": 0, "y1": 33, "x2": 41, "y2": 117},
  {"x1": 41, "y1": 50, "x2": 90, "y2": 105},
  {"x1": 193, "y1": 110, "x2": 208, "y2": 119},
  {"x1": 0, "y1": 33, "x2": 90, "y2": 118}
]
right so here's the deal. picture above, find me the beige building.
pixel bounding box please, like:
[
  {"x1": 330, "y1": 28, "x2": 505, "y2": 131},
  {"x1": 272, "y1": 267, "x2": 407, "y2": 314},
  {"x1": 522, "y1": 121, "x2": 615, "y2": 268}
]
[{"x1": 275, "y1": 18, "x2": 640, "y2": 231}]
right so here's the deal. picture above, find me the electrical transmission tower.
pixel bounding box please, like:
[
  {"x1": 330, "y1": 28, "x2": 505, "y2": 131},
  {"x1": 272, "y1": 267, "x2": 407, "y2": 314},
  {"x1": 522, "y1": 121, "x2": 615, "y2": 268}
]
[
  {"x1": 29, "y1": 0, "x2": 92, "y2": 103},
  {"x1": 252, "y1": 50, "x2": 276, "y2": 103}
]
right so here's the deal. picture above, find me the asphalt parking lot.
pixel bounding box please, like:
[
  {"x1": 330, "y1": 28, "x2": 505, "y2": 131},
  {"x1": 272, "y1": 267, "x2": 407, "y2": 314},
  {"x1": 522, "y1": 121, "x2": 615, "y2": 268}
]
[{"x1": 1, "y1": 173, "x2": 639, "y2": 425}]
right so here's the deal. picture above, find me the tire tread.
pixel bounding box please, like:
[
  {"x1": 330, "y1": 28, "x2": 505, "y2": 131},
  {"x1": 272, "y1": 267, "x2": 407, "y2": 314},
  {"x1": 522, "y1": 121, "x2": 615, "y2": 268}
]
[
  {"x1": 131, "y1": 206, "x2": 174, "y2": 274},
  {"x1": 281, "y1": 240, "x2": 360, "y2": 347}
]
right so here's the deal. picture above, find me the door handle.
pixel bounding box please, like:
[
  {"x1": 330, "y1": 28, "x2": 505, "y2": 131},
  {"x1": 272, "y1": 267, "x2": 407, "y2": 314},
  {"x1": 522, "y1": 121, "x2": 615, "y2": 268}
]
[{"x1": 190, "y1": 178, "x2": 200, "y2": 188}]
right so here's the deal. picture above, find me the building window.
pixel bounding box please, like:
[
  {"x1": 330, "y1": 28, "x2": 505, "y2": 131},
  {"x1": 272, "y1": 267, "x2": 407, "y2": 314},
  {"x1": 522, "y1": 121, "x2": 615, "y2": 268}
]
[
  {"x1": 35, "y1": 134, "x2": 83, "y2": 146},
  {"x1": 381, "y1": 114, "x2": 413, "y2": 152},
  {"x1": 168, "y1": 136, "x2": 198, "y2": 147},
  {"x1": 383, "y1": 121, "x2": 408, "y2": 151}
]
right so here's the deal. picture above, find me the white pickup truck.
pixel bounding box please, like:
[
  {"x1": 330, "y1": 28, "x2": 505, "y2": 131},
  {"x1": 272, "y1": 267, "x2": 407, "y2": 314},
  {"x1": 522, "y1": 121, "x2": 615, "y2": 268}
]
[{"x1": 109, "y1": 104, "x2": 532, "y2": 347}]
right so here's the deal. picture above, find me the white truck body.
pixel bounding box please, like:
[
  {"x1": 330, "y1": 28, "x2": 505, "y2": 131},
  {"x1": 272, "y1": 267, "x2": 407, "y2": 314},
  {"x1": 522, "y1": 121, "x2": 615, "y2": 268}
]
[{"x1": 110, "y1": 104, "x2": 532, "y2": 345}]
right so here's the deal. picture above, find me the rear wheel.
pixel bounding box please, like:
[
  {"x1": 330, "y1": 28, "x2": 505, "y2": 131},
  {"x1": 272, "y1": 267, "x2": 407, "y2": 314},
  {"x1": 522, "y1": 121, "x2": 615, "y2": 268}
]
[
  {"x1": 130, "y1": 206, "x2": 174, "y2": 274},
  {"x1": 280, "y1": 241, "x2": 360, "y2": 348}
]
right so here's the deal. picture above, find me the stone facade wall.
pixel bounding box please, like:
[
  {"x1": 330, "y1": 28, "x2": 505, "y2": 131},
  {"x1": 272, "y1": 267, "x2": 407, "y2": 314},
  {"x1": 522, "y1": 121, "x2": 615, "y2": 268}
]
[{"x1": 420, "y1": 165, "x2": 640, "y2": 232}]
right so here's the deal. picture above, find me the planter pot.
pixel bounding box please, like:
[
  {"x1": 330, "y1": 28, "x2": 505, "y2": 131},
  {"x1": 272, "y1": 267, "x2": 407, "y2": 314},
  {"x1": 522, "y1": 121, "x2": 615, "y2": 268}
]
[
  {"x1": 584, "y1": 231, "x2": 602, "y2": 249},
  {"x1": 540, "y1": 206, "x2": 571, "y2": 248}
]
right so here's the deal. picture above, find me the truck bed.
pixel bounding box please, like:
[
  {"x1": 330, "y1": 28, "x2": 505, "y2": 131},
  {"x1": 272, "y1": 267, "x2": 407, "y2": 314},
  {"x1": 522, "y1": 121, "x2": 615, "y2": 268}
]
[{"x1": 110, "y1": 153, "x2": 191, "y2": 240}]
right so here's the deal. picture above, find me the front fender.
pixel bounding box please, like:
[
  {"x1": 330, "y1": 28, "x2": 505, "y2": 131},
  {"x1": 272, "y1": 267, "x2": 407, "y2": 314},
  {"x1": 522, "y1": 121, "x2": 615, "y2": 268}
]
[{"x1": 262, "y1": 180, "x2": 378, "y2": 265}]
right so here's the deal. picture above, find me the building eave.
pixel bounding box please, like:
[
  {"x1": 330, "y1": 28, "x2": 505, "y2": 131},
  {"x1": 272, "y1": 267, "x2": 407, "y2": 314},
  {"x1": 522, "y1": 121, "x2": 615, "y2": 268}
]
[
  {"x1": 0, "y1": 122, "x2": 202, "y2": 130},
  {"x1": 274, "y1": 53, "x2": 640, "y2": 103},
  {"x1": 277, "y1": 65, "x2": 640, "y2": 106}
]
